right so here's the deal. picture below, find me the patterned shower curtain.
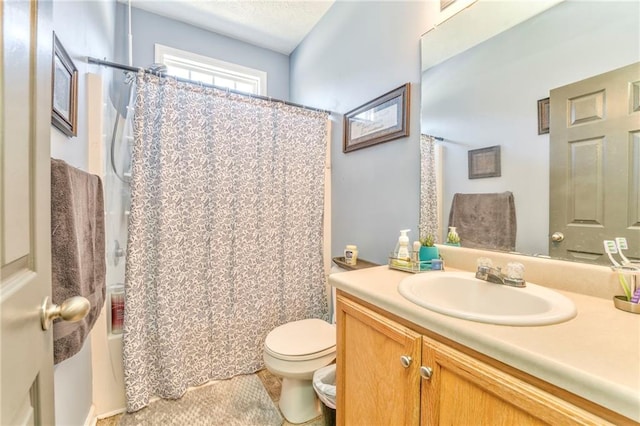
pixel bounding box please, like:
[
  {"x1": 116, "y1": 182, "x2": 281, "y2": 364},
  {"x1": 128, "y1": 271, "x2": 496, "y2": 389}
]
[
  {"x1": 123, "y1": 72, "x2": 329, "y2": 412},
  {"x1": 419, "y1": 134, "x2": 439, "y2": 241}
]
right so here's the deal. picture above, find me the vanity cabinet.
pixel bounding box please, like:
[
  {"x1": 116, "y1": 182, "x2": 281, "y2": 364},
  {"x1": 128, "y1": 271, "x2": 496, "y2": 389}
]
[
  {"x1": 336, "y1": 293, "x2": 614, "y2": 426},
  {"x1": 336, "y1": 294, "x2": 421, "y2": 425}
]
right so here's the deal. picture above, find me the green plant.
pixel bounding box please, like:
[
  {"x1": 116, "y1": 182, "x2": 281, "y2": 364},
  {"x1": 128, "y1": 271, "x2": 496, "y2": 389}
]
[
  {"x1": 446, "y1": 231, "x2": 460, "y2": 244},
  {"x1": 420, "y1": 234, "x2": 435, "y2": 247}
]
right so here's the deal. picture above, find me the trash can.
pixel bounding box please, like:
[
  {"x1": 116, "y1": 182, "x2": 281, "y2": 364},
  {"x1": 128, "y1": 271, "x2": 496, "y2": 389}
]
[{"x1": 313, "y1": 364, "x2": 336, "y2": 426}]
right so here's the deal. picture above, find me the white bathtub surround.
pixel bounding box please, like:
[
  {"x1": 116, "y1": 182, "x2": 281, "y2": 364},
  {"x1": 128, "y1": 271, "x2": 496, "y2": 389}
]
[{"x1": 123, "y1": 73, "x2": 329, "y2": 412}]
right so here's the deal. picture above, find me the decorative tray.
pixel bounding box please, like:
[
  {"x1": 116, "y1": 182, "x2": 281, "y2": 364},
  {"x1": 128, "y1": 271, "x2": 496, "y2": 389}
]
[
  {"x1": 388, "y1": 256, "x2": 444, "y2": 274},
  {"x1": 332, "y1": 256, "x2": 380, "y2": 271}
]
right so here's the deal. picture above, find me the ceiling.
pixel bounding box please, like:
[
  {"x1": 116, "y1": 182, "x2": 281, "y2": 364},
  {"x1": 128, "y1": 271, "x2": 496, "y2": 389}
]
[{"x1": 124, "y1": 0, "x2": 335, "y2": 55}]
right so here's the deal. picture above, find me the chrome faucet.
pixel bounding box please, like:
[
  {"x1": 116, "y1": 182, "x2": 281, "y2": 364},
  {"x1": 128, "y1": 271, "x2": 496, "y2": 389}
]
[{"x1": 475, "y1": 259, "x2": 526, "y2": 288}]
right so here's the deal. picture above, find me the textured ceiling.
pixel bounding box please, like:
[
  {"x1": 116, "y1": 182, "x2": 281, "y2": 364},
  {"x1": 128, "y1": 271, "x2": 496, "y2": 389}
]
[{"x1": 126, "y1": 0, "x2": 335, "y2": 54}]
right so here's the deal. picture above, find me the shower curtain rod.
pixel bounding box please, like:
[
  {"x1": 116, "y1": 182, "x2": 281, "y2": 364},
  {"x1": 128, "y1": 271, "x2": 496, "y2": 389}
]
[
  {"x1": 87, "y1": 56, "x2": 333, "y2": 115},
  {"x1": 422, "y1": 133, "x2": 445, "y2": 141}
]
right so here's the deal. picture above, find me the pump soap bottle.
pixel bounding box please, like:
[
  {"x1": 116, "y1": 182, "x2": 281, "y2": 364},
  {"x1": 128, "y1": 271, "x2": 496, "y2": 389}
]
[{"x1": 395, "y1": 229, "x2": 411, "y2": 266}]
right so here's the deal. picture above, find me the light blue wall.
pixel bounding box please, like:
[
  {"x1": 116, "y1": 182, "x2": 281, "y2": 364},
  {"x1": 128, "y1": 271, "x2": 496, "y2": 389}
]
[
  {"x1": 51, "y1": 1, "x2": 116, "y2": 425},
  {"x1": 290, "y1": 1, "x2": 430, "y2": 265},
  {"x1": 116, "y1": 3, "x2": 290, "y2": 100}
]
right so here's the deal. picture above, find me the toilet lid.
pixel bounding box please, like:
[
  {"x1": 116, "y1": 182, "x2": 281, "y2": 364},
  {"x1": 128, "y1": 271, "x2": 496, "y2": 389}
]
[{"x1": 265, "y1": 318, "x2": 336, "y2": 357}]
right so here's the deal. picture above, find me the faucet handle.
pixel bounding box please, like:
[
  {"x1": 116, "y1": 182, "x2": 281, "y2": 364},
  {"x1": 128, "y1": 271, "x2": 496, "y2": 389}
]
[
  {"x1": 477, "y1": 257, "x2": 493, "y2": 268},
  {"x1": 505, "y1": 262, "x2": 525, "y2": 280}
]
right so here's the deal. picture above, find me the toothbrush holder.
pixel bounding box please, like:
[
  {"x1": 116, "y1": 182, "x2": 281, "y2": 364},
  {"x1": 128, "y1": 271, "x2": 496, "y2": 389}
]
[{"x1": 613, "y1": 296, "x2": 640, "y2": 314}]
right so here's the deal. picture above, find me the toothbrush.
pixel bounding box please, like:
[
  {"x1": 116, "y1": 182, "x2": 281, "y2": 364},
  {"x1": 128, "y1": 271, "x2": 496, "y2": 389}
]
[
  {"x1": 604, "y1": 240, "x2": 621, "y2": 267},
  {"x1": 615, "y1": 237, "x2": 632, "y2": 265},
  {"x1": 615, "y1": 237, "x2": 640, "y2": 269},
  {"x1": 605, "y1": 240, "x2": 632, "y2": 300}
]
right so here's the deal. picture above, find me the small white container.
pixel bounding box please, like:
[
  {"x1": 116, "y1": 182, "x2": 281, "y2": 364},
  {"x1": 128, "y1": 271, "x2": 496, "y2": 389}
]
[{"x1": 344, "y1": 245, "x2": 358, "y2": 266}]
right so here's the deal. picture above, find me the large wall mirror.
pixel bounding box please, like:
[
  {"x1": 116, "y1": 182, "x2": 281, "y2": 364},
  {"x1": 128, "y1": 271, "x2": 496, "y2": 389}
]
[{"x1": 420, "y1": 0, "x2": 640, "y2": 264}]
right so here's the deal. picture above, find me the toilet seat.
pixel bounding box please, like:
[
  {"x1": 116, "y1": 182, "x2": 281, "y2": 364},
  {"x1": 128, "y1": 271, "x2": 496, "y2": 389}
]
[{"x1": 265, "y1": 318, "x2": 336, "y2": 361}]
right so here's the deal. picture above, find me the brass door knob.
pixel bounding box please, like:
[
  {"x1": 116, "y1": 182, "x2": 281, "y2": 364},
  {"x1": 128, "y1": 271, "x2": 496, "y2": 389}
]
[{"x1": 40, "y1": 296, "x2": 90, "y2": 330}]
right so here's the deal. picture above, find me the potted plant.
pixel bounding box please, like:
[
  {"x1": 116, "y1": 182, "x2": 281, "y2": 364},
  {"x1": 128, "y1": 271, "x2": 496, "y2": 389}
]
[
  {"x1": 419, "y1": 234, "x2": 439, "y2": 261},
  {"x1": 446, "y1": 226, "x2": 461, "y2": 246}
]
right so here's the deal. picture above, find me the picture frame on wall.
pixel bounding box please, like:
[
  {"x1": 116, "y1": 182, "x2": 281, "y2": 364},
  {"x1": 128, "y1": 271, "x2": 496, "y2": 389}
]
[
  {"x1": 51, "y1": 33, "x2": 78, "y2": 137},
  {"x1": 537, "y1": 97, "x2": 550, "y2": 135},
  {"x1": 343, "y1": 83, "x2": 410, "y2": 153},
  {"x1": 468, "y1": 145, "x2": 501, "y2": 179}
]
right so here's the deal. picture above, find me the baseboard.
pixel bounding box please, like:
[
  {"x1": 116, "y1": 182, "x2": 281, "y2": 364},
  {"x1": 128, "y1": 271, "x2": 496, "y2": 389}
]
[
  {"x1": 84, "y1": 404, "x2": 96, "y2": 426},
  {"x1": 95, "y1": 407, "x2": 127, "y2": 420}
]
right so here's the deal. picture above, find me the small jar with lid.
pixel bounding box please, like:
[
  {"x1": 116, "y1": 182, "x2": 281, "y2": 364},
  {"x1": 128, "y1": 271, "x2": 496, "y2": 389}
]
[{"x1": 344, "y1": 245, "x2": 358, "y2": 266}]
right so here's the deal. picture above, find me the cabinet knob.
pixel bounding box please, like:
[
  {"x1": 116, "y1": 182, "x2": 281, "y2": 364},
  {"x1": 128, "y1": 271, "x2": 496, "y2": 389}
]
[
  {"x1": 420, "y1": 366, "x2": 433, "y2": 380},
  {"x1": 400, "y1": 355, "x2": 412, "y2": 368}
]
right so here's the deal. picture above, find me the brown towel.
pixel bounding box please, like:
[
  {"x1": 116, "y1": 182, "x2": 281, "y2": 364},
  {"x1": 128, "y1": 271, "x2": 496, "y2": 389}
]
[
  {"x1": 448, "y1": 192, "x2": 517, "y2": 251},
  {"x1": 51, "y1": 158, "x2": 106, "y2": 364}
]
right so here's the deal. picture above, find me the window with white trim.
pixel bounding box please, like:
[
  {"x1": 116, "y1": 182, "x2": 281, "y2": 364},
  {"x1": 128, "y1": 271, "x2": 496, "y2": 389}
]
[{"x1": 154, "y1": 44, "x2": 267, "y2": 96}]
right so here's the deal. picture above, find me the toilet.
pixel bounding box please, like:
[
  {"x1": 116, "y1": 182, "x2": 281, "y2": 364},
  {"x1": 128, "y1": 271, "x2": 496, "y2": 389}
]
[{"x1": 263, "y1": 318, "x2": 336, "y2": 424}]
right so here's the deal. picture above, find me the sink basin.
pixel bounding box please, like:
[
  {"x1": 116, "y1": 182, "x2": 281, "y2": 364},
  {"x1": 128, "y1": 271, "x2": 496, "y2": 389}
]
[{"x1": 397, "y1": 271, "x2": 577, "y2": 326}]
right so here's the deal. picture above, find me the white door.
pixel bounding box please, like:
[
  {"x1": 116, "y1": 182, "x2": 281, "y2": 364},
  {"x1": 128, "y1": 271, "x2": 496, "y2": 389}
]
[
  {"x1": 549, "y1": 62, "x2": 640, "y2": 263},
  {"x1": 1, "y1": 1, "x2": 55, "y2": 424}
]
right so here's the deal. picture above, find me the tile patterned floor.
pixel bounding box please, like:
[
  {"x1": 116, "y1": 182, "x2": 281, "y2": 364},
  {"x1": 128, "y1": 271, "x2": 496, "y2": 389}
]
[{"x1": 96, "y1": 370, "x2": 326, "y2": 426}]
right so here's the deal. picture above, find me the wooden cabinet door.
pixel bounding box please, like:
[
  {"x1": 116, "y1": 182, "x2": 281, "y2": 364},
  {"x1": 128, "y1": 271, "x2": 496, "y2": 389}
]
[
  {"x1": 336, "y1": 295, "x2": 422, "y2": 426},
  {"x1": 420, "y1": 336, "x2": 611, "y2": 426}
]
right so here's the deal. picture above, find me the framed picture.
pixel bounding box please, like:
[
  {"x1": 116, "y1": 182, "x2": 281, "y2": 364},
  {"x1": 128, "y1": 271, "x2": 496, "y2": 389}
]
[
  {"x1": 51, "y1": 33, "x2": 78, "y2": 137},
  {"x1": 537, "y1": 97, "x2": 549, "y2": 135},
  {"x1": 343, "y1": 83, "x2": 410, "y2": 153},
  {"x1": 468, "y1": 145, "x2": 501, "y2": 179}
]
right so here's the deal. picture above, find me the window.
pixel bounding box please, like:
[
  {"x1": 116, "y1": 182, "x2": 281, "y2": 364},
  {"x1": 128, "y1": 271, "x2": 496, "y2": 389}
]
[{"x1": 154, "y1": 44, "x2": 267, "y2": 96}]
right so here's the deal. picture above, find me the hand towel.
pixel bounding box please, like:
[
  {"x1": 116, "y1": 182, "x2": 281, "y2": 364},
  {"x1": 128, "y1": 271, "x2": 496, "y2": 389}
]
[
  {"x1": 448, "y1": 191, "x2": 517, "y2": 251},
  {"x1": 51, "y1": 158, "x2": 106, "y2": 364}
]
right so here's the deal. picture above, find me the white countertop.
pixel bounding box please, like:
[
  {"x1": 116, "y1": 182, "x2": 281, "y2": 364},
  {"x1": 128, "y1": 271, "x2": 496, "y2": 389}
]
[{"x1": 329, "y1": 266, "x2": 640, "y2": 422}]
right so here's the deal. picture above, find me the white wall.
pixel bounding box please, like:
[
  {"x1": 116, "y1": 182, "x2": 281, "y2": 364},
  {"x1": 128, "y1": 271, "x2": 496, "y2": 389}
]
[
  {"x1": 421, "y1": 1, "x2": 640, "y2": 255},
  {"x1": 290, "y1": 1, "x2": 432, "y2": 265},
  {"x1": 51, "y1": 1, "x2": 116, "y2": 425}
]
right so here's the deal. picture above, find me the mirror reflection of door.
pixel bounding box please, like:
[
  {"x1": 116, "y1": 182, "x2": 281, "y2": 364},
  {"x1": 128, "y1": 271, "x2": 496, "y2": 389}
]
[{"x1": 549, "y1": 62, "x2": 640, "y2": 264}]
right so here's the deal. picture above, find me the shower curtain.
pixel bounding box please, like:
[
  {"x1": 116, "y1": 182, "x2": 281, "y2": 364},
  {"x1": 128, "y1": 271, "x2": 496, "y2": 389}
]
[
  {"x1": 419, "y1": 134, "x2": 439, "y2": 241},
  {"x1": 123, "y1": 72, "x2": 329, "y2": 412}
]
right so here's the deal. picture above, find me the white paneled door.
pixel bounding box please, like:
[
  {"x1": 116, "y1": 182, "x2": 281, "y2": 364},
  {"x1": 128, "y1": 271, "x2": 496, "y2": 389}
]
[{"x1": 1, "y1": 1, "x2": 55, "y2": 424}]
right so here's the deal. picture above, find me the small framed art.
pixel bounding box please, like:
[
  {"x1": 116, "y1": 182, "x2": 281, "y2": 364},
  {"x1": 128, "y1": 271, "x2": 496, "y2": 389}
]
[
  {"x1": 468, "y1": 145, "x2": 501, "y2": 179},
  {"x1": 51, "y1": 33, "x2": 78, "y2": 137},
  {"x1": 343, "y1": 83, "x2": 410, "y2": 153}
]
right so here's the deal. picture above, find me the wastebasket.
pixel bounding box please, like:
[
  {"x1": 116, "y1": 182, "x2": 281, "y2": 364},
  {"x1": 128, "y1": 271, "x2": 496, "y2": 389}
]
[{"x1": 313, "y1": 364, "x2": 336, "y2": 426}]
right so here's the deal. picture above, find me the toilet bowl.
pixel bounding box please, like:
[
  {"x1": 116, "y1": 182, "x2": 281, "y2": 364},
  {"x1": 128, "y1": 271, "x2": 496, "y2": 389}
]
[{"x1": 263, "y1": 318, "x2": 336, "y2": 424}]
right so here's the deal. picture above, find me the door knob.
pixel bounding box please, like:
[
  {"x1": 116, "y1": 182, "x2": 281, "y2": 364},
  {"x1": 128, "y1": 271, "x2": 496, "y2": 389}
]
[
  {"x1": 41, "y1": 296, "x2": 90, "y2": 330},
  {"x1": 551, "y1": 232, "x2": 564, "y2": 242},
  {"x1": 400, "y1": 355, "x2": 412, "y2": 368},
  {"x1": 420, "y1": 366, "x2": 433, "y2": 380}
]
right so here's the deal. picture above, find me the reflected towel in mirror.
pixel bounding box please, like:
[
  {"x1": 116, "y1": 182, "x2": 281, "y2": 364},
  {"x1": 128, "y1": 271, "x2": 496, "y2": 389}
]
[{"x1": 448, "y1": 191, "x2": 516, "y2": 251}]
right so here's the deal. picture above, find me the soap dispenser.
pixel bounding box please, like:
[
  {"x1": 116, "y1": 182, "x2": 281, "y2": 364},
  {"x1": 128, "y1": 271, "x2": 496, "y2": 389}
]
[{"x1": 396, "y1": 229, "x2": 411, "y2": 260}]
